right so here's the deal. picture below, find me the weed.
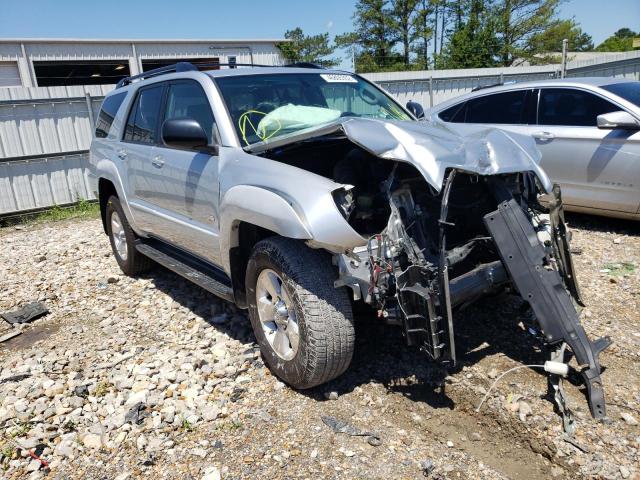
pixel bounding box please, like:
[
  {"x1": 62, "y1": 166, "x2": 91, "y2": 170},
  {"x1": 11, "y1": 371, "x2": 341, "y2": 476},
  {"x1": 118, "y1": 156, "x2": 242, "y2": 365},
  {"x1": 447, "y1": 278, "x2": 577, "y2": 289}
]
[
  {"x1": 603, "y1": 262, "x2": 636, "y2": 276},
  {"x1": 93, "y1": 381, "x2": 110, "y2": 397}
]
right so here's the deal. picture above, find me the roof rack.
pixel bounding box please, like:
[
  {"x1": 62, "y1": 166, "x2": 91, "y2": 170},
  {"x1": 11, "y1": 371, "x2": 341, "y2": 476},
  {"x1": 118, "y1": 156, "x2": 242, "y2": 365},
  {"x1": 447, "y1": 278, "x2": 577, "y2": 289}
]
[{"x1": 115, "y1": 60, "x2": 325, "y2": 88}]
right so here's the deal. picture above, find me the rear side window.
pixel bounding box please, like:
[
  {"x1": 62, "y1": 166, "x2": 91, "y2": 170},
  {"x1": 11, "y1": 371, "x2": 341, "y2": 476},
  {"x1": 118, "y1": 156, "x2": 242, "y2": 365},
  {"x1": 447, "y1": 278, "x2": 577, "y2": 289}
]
[
  {"x1": 538, "y1": 88, "x2": 619, "y2": 127},
  {"x1": 439, "y1": 102, "x2": 466, "y2": 122},
  {"x1": 95, "y1": 92, "x2": 126, "y2": 138},
  {"x1": 123, "y1": 85, "x2": 164, "y2": 144},
  {"x1": 464, "y1": 91, "x2": 528, "y2": 124},
  {"x1": 163, "y1": 81, "x2": 215, "y2": 145}
]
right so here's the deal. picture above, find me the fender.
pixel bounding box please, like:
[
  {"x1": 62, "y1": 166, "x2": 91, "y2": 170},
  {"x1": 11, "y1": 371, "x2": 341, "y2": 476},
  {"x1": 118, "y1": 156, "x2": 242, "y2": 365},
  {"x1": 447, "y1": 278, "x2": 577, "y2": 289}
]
[{"x1": 219, "y1": 185, "x2": 313, "y2": 273}]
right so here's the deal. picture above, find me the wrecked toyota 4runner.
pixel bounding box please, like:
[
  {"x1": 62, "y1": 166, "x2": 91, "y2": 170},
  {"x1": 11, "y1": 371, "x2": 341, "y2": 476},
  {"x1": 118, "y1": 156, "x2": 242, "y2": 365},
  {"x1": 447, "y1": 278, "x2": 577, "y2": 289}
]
[{"x1": 90, "y1": 64, "x2": 610, "y2": 424}]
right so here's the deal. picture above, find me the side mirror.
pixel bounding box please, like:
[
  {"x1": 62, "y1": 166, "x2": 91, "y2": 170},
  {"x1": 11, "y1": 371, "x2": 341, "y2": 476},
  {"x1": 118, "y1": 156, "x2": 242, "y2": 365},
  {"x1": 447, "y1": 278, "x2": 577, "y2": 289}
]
[
  {"x1": 406, "y1": 100, "x2": 425, "y2": 120},
  {"x1": 597, "y1": 111, "x2": 640, "y2": 130},
  {"x1": 162, "y1": 118, "x2": 211, "y2": 150}
]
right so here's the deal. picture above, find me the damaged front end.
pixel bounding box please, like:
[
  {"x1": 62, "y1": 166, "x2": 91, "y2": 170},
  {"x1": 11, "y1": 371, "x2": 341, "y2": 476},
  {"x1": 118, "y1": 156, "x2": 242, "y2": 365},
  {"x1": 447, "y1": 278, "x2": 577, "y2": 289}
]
[{"x1": 252, "y1": 118, "x2": 611, "y2": 420}]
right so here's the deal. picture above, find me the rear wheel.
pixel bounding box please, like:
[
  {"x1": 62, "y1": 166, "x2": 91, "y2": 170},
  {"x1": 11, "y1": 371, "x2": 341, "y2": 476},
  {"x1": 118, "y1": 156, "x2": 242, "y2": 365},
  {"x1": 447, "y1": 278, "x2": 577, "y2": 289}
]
[
  {"x1": 105, "y1": 196, "x2": 153, "y2": 276},
  {"x1": 246, "y1": 237, "x2": 355, "y2": 389}
]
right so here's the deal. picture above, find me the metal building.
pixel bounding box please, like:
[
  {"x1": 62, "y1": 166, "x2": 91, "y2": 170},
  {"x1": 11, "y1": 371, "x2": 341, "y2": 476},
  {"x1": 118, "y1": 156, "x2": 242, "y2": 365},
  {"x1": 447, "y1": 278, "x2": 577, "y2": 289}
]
[{"x1": 0, "y1": 38, "x2": 286, "y2": 88}]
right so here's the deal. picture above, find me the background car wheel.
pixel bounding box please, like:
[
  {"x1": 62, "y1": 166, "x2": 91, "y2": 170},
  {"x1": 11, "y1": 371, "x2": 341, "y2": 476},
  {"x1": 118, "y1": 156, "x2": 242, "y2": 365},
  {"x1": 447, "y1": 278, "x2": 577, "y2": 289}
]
[
  {"x1": 246, "y1": 237, "x2": 355, "y2": 389},
  {"x1": 105, "y1": 196, "x2": 153, "y2": 276}
]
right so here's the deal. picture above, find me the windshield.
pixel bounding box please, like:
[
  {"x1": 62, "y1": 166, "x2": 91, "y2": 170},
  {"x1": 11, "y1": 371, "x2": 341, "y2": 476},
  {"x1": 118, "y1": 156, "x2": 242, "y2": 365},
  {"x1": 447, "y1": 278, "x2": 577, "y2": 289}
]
[
  {"x1": 601, "y1": 82, "x2": 640, "y2": 108},
  {"x1": 215, "y1": 72, "x2": 412, "y2": 146}
]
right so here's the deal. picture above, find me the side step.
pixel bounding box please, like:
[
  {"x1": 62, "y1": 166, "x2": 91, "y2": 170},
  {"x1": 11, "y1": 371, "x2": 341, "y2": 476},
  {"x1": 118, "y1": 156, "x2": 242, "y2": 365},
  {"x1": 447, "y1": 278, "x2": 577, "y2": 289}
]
[{"x1": 136, "y1": 241, "x2": 234, "y2": 302}]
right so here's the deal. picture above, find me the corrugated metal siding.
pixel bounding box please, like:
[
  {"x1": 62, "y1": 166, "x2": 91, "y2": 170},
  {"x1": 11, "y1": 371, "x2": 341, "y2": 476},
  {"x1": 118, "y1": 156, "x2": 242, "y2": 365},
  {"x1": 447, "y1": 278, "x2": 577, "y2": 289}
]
[
  {"x1": 365, "y1": 50, "x2": 640, "y2": 106},
  {"x1": 0, "y1": 85, "x2": 112, "y2": 158},
  {"x1": 0, "y1": 152, "x2": 93, "y2": 214}
]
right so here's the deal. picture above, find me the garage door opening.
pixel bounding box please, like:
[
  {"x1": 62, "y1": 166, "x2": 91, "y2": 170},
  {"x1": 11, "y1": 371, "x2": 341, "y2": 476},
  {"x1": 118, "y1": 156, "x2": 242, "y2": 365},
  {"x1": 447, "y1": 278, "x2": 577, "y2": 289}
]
[
  {"x1": 141, "y1": 58, "x2": 220, "y2": 71},
  {"x1": 33, "y1": 60, "x2": 131, "y2": 86}
]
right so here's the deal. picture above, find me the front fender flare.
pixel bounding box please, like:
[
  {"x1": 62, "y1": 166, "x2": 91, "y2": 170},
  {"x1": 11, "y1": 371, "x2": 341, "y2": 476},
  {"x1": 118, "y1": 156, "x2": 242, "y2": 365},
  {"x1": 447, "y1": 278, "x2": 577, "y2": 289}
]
[{"x1": 219, "y1": 185, "x2": 312, "y2": 272}]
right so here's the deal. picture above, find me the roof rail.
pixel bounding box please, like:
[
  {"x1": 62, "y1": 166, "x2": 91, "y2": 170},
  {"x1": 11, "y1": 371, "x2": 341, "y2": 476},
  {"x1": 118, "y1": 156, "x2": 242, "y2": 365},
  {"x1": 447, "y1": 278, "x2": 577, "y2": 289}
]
[
  {"x1": 115, "y1": 60, "x2": 327, "y2": 88},
  {"x1": 116, "y1": 62, "x2": 197, "y2": 88}
]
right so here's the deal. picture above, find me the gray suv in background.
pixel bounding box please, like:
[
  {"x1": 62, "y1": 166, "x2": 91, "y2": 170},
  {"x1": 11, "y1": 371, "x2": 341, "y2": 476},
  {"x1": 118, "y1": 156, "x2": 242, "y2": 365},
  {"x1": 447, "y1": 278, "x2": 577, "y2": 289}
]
[
  {"x1": 89, "y1": 63, "x2": 611, "y2": 421},
  {"x1": 426, "y1": 78, "x2": 640, "y2": 220}
]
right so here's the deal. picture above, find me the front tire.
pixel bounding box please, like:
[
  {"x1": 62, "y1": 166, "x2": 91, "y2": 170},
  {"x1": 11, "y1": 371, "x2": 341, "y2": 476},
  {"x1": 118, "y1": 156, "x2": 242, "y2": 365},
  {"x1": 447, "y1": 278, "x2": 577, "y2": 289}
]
[
  {"x1": 105, "y1": 196, "x2": 152, "y2": 276},
  {"x1": 246, "y1": 237, "x2": 354, "y2": 389}
]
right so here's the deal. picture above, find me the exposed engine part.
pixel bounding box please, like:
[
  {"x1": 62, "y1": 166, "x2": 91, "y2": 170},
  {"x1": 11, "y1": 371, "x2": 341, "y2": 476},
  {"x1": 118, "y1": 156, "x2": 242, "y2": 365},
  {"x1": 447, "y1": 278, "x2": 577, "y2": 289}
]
[{"x1": 336, "y1": 165, "x2": 610, "y2": 420}]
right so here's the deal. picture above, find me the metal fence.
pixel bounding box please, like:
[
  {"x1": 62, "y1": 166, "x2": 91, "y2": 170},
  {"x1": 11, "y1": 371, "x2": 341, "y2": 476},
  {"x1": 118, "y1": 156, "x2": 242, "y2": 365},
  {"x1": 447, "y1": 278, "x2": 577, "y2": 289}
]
[
  {"x1": 1, "y1": 50, "x2": 640, "y2": 216},
  {"x1": 0, "y1": 85, "x2": 111, "y2": 216},
  {"x1": 363, "y1": 50, "x2": 640, "y2": 108}
]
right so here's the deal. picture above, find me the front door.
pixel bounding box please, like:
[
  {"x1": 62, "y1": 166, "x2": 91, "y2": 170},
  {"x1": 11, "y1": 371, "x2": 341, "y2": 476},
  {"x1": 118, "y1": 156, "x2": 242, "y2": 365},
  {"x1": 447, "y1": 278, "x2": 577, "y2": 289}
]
[
  {"x1": 534, "y1": 87, "x2": 640, "y2": 214},
  {"x1": 148, "y1": 80, "x2": 221, "y2": 264}
]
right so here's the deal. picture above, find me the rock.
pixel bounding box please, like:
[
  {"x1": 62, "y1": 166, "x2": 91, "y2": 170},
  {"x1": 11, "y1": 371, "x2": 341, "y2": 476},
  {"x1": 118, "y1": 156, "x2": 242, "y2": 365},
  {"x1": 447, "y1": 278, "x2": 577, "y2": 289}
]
[
  {"x1": 310, "y1": 449, "x2": 318, "y2": 458},
  {"x1": 446, "y1": 440, "x2": 454, "y2": 448},
  {"x1": 487, "y1": 368, "x2": 499, "y2": 379},
  {"x1": 324, "y1": 391, "x2": 339, "y2": 400},
  {"x1": 82, "y1": 433, "x2": 103, "y2": 449},
  {"x1": 107, "y1": 276, "x2": 119, "y2": 284},
  {"x1": 620, "y1": 465, "x2": 631, "y2": 479},
  {"x1": 518, "y1": 401, "x2": 532, "y2": 421},
  {"x1": 201, "y1": 466, "x2": 221, "y2": 480},
  {"x1": 136, "y1": 434, "x2": 148, "y2": 451},
  {"x1": 621, "y1": 412, "x2": 638, "y2": 426}
]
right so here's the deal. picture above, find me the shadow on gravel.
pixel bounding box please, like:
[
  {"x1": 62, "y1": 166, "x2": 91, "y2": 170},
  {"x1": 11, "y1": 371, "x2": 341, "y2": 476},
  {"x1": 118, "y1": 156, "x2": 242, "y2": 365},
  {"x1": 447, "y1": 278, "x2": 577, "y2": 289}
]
[
  {"x1": 136, "y1": 267, "x2": 256, "y2": 345},
  {"x1": 566, "y1": 211, "x2": 640, "y2": 236},
  {"x1": 311, "y1": 292, "x2": 557, "y2": 412}
]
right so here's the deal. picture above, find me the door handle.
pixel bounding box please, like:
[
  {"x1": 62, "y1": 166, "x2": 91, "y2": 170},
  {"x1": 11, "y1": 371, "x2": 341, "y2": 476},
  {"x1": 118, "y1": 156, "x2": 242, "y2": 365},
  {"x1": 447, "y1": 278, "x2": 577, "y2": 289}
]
[
  {"x1": 117, "y1": 149, "x2": 128, "y2": 160},
  {"x1": 151, "y1": 156, "x2": 165, "y2": 168},
  {"x1": 532, "y1": 131, "x2": 555, "y2": 140}
]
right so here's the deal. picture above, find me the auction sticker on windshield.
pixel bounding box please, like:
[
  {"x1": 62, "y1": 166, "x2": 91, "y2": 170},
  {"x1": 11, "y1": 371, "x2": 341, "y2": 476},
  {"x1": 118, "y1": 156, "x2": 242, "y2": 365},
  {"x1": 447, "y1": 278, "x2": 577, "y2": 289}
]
[{"x1": 320, "y1": 74, "x2": 358, "y2": 83}]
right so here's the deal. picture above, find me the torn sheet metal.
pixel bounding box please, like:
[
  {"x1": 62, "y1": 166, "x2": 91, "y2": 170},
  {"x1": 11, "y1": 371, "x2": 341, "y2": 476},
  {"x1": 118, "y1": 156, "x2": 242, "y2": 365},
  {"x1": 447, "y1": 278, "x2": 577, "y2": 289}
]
[{"x1": 246, "y1": 117, "x2": 552, "y2": 193}]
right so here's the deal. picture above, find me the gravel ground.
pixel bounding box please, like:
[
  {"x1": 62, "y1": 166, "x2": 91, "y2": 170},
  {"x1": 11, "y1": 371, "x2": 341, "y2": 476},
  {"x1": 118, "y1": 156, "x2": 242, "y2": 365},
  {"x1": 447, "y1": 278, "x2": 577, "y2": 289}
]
[{"x1": 0, "y1": 214, "x2": 639, "y2": 480}]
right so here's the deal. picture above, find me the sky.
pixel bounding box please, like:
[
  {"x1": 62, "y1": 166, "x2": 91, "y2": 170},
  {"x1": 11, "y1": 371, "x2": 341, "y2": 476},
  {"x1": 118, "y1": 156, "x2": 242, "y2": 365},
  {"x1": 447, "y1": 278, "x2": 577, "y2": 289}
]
[{"x1": 1, "y1": 0, "x2": 638, "y2": 68}]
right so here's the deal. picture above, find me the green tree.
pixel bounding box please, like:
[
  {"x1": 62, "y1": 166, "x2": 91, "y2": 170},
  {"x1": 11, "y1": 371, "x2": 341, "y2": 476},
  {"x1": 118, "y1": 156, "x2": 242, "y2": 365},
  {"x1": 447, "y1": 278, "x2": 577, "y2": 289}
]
[
  {"x1": 389, "y1": 0, "x2": 420, "y2": 67},
  {"x1": 278, "y1": 28, "x2": 339, "y2": 67},
  {"x1": 336, "y1": 0, "x2": 403, "y2": 72},
  {"x1": 495, "y1": 0, "x2": 561, "y2": 66},
  {"x1": 595, "y1": 28, "x2": 638, "y2": 52},
  {"x1": 440, "y1": 0, "x2": 500, "y2": 68},
  {"x1": 412, "y1": 0, "x2": 434, "y2": 68},
  {"x1": 528, "y1": 19, "x2": 593, "y2": 53}
]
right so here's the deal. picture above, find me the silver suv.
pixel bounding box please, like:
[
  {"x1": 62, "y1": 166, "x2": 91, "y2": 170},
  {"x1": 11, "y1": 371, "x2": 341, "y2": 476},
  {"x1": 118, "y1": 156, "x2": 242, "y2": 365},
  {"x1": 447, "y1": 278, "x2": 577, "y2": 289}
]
[{"x1": 89, "y1": 62, "x2": 611, "y2": 421}]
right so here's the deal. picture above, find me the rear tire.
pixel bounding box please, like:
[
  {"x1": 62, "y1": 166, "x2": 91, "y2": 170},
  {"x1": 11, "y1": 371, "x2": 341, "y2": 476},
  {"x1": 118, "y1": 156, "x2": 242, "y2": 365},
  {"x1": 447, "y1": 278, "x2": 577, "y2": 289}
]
[
  {"x1": 105, "y1": 195, "x2": 153, "y2": 276},
  {"x1": 246, "y1": 237, "x2": 355, "y2": 389}
]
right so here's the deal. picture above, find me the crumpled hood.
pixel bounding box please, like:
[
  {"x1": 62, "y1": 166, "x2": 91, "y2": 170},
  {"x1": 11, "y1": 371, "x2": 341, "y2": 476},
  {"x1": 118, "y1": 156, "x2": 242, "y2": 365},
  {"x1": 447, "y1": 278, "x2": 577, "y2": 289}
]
[
  {"x1": 340, "y1": 118, "x2": 552, "y2": 193},
  {"x1": 247, "y1": 117, "x2": 552, "y2": 193}
]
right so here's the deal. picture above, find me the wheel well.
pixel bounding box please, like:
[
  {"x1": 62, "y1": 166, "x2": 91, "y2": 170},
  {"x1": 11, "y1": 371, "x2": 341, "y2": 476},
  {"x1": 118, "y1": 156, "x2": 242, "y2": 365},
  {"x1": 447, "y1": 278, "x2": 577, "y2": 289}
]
[
  {"x1": 98, "y1": 178, "x2": 118, "y2": 234},
  {"x1": 230, "y1": 222, "x2": 276, "y2": 308}
]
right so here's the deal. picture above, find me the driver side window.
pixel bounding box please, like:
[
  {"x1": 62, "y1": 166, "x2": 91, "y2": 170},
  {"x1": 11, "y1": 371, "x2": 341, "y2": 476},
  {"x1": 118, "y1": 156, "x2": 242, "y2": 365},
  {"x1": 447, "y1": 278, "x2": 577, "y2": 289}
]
[{"x1": 164, "y1": 81, "x2": 216, "y2": 145}]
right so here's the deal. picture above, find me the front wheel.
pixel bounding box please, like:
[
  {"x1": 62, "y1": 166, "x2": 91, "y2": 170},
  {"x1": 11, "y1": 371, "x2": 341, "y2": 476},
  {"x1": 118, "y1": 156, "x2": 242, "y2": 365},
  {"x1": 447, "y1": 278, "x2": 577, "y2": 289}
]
[{"x1": 246, "y1": 237, "x2": 354, "y2": 389}]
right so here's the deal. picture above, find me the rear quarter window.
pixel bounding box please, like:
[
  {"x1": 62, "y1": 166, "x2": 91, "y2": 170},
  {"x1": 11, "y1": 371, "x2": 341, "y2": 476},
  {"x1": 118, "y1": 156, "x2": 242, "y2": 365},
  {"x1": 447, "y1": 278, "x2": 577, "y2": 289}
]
[{"x1": 95, "y1": 92, "x2": 127, "y2": 138}]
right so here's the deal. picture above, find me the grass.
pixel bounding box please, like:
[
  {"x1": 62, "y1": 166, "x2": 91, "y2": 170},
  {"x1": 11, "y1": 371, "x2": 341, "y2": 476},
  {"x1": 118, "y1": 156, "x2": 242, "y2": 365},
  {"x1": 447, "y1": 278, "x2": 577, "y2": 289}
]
[
  {"x1": 0, "y1": 199, "x2": 100, "y2": 228},
  {"x1": 181, "y1": 418, "x2": 195, "y2": 432},
  {"x1": 93, "y1": 381, "x2": 110, "y2": 397},
  {"x1": 603, "y1": 262, "x2": 636, "y2": 276}
]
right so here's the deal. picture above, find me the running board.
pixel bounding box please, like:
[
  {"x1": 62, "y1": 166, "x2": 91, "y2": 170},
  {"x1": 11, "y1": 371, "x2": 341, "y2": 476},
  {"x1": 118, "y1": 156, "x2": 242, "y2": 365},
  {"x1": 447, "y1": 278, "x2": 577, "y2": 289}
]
[
  {"x1": 484, "y1": 199, "x2": 611, "y2": 420},
  {"x1": 136, "y1": 241, "x2": 234, "y2": 302}
]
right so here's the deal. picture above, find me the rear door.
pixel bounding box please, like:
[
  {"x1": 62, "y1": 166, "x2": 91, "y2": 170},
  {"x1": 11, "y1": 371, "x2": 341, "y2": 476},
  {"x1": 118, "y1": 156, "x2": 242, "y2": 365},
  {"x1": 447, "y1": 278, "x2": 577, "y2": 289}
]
[
  {"x1": 121, "y1": 83, "x2": 166, "y2": 232},
  {"x1": 149, "y1": 79, "x2": 221, "y2": 264},
  {"x1": 535, "y1": 87, "x2": 640, "y2": 214}
]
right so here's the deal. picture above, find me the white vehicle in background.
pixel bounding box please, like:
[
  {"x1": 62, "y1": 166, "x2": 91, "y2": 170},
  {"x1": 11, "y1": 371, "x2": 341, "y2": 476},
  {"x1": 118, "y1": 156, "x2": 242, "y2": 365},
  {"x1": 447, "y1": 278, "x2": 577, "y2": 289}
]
[{"x1": 425, "y1": 78, "x2": 640, "y2": 220}]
